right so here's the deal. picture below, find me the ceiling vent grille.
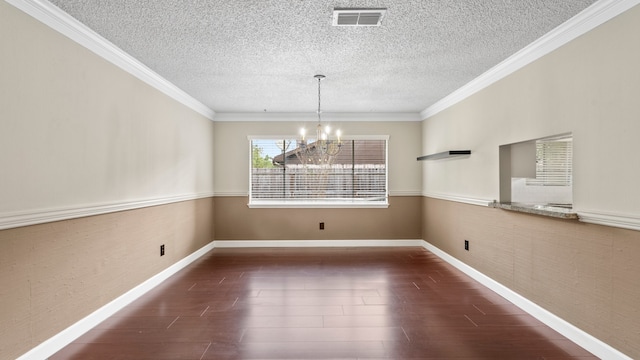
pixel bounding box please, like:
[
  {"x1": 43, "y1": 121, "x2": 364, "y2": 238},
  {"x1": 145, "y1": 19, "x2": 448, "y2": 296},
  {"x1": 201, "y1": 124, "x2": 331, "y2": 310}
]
[{"x1": 332, "y1": 8, "x2": 387, "y2": 26}]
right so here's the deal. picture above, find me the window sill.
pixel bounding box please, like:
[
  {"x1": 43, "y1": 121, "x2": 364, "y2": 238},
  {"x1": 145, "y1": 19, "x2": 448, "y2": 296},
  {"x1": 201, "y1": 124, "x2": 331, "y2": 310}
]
[{"x1": 248, "y1": 199, "x2": 389, "y2": 209}]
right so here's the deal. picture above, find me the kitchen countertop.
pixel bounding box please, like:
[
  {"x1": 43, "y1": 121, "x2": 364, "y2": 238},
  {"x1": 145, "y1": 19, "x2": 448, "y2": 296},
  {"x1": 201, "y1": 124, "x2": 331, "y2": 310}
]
[{"x1": 495, "y1": 202, "x2": 579, "y2": 220}]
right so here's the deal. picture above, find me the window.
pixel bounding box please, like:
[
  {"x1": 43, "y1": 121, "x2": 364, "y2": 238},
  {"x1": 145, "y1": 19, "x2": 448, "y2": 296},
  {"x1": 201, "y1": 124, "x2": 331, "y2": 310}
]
[
  {"x1": 249, "y1": 136, "x2": 388, "y2": 207},
  {"x1": 500, "y1": 133, "x2": 573, "y2": 207}
]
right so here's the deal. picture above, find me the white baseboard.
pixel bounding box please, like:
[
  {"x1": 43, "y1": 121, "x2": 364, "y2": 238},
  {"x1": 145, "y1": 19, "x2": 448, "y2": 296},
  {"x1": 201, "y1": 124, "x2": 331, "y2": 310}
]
[
  {"x1": 17, "y1": 241, "x2": 217, "y2": 360},
  {"x1": 212, "y1": 239, "x2": 424, "y2": 248},
  {"x1": 19, "y1": 239, "x2": 628, "y2": 360},
  {"x1": 421, "y1": 241, "x2": 631, "y2": 360}
]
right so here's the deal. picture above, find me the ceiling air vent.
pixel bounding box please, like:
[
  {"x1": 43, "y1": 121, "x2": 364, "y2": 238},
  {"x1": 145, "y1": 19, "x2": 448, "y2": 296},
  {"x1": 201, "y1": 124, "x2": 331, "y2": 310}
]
[{"x1": 332, "y1": 8, "x2": 387, "y2": 26}]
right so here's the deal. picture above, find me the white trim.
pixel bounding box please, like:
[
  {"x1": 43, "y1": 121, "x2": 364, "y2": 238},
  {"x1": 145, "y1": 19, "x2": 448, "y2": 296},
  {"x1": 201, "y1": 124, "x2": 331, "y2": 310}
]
[
  {"x1": 5, "y1": 0, "x2": 215, "y2": 121},
  {"x1": 0, "y1": 192, "x2": 214, "y2": 230},
  {"x1": 216, "y1": 112, "x2": 422, "y2": 122},
  {"x1": 421, "y1": 241, "x2": 632, "y2": 360},
  {"x1": 211, "y1": 191, "x2": 421, "y2": 198},
  {"x1": 213, "y1": 239, "x2": 424, "y2": 248},
  {"x1": 7, "y1": 0, "x2": 637, "y2": 124},
  {"x1": 420, "y1": 0, "x2": 640, "y2": 120},
  {"x1": 16, "y1": 241, "x2": 217, "y2": 360},
  {"x1": 423, "y1": 193, "x2": 496, "y2": 207},
  {"x1": 422, "y1": 195, "x2": 640, "y2": 232},
  {"x1": 578, "y1": 211, "x2": 640, "y2": 232},
  {"x1": 247, "y1": 134, "x2": 390, "y2": 141},
  {"x1": 247, "y1": 201, "x2": 389, "y2": 209},
  {"x1": 17, "y1": 238, "x2": 629, "y2": 359}
]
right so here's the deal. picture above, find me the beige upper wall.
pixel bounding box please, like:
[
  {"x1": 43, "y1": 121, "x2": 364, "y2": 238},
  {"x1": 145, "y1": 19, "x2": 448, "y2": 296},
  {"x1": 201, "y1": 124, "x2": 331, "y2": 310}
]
[
  {"x1": 213, "y1": 120, "x2": 422, "y2": 196},
  {"x1": 421, "y1": 4, "x2": 640, "y2": 216},
  {"x1": 0, "y1": 2, "x2": 215, "y2": 216}
]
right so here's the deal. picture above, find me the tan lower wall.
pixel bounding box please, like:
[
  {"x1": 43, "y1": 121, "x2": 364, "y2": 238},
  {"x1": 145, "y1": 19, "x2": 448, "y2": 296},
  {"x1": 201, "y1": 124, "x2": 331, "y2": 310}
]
[
  {"x1": 214, "y1": 196, "x2": 422, "y2": 240},
  {"x1": 10, "y1": 195, "x2": 637, "y2": 358},
  {"x1": 0, "y1": 197, "x2": 214, "y2": 360},
  {"x1": 422, "y1": 196, "x2": 640, "y2": 358}
]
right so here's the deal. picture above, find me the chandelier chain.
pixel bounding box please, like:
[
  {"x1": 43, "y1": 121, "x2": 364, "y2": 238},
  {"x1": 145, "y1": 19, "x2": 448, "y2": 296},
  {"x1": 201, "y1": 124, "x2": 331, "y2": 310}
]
[{"x1": 317, "y1": 76, "x2": 322, "y2": 122}]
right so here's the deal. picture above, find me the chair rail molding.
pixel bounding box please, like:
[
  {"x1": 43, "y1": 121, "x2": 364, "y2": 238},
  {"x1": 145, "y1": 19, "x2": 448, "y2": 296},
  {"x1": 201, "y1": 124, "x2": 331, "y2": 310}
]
[
  {"x1": 423, "y1": 193, "x2": 496, "y2": 207},
  {"x1": 0, "y1": 192, "x2": 215, "y2": 230},
  {"x1": 578, "y1": 211, "x2": 640, "y2": 232}
]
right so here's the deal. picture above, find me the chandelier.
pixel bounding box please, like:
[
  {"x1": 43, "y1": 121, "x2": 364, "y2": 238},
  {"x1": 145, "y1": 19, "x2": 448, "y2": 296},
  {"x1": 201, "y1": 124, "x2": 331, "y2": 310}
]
[{"x1": 296, "y1": 75, "x2": 342, "y2": 166}]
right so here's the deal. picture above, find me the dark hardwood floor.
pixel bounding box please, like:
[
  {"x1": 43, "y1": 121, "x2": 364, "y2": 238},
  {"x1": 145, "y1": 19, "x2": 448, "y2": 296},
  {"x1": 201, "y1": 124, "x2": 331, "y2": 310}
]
[{"x1": 51, "y1": 247, "x2": 597, "y2": 359}]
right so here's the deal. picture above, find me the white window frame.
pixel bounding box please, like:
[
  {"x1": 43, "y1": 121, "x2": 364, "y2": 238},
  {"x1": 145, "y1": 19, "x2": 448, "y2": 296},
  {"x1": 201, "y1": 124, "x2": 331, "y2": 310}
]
[{"x1": 248, "y1": 135, "x2": 389, "y2": 208}]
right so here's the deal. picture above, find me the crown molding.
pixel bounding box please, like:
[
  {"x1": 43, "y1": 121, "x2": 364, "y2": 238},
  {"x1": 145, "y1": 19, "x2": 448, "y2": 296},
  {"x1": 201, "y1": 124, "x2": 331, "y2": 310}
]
[
  {"x1": 213, "y1": 112, "x2": 422, "y2": 122},
  {"x1": 9, "y1": 0, "x2": 637, "y2": 124},
  {"x1": 420, "y1": 0, "x2": 640, "y2": 120},
  {"x1": 6, "y1": 0, "x2": 216, "y2": 121},
  {"x1": 0, "y1": 192, "x2": 215, "y2": 230}
]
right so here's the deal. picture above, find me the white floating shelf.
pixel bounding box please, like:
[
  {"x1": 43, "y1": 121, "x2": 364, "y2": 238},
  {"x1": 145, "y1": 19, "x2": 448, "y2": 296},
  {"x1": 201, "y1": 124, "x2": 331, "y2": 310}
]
[{"x1": 417, "y1": 150, "x2": 471, "y2": 161}]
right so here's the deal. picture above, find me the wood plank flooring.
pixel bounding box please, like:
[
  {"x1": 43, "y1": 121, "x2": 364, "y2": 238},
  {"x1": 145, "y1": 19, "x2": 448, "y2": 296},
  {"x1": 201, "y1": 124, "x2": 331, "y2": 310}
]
[{"x1": 51, "y1": 247, "x2": 597, "y2": 359}]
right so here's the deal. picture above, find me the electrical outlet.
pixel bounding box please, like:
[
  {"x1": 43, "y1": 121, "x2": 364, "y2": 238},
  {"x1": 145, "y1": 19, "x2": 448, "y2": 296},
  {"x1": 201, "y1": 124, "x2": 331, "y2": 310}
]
[
  {"x1": 464, "y1": 240, "x2": 469, "y2": 251},
  {"x1": 319, "y1": 222, "x2": 325, "y2": 230},
  {"x1": 160, "y1": 244, "x2": 165, "y2": 256}
]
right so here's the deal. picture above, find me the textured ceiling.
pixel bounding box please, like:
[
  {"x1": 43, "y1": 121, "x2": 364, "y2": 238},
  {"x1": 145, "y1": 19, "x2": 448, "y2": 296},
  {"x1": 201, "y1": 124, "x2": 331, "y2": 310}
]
[{"x1": 48, "y1": 0, "x2": 597, "y2": 114}]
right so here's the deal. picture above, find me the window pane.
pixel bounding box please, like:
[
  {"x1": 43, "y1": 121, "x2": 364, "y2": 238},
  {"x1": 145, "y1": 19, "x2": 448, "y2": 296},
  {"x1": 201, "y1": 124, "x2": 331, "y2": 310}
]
[
  {"x1": 353, "y1": 140, "x2": 386, "y2": 199},
  {"x1": 251, "y1": 139, "x2": 291, "y2": 199}
]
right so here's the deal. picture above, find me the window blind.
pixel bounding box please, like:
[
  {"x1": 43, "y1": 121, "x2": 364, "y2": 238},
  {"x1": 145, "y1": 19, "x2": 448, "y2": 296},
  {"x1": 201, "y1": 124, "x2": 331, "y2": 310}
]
[{"x1": 527, "y1": 138, "x2": 572, "y2": 186}]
